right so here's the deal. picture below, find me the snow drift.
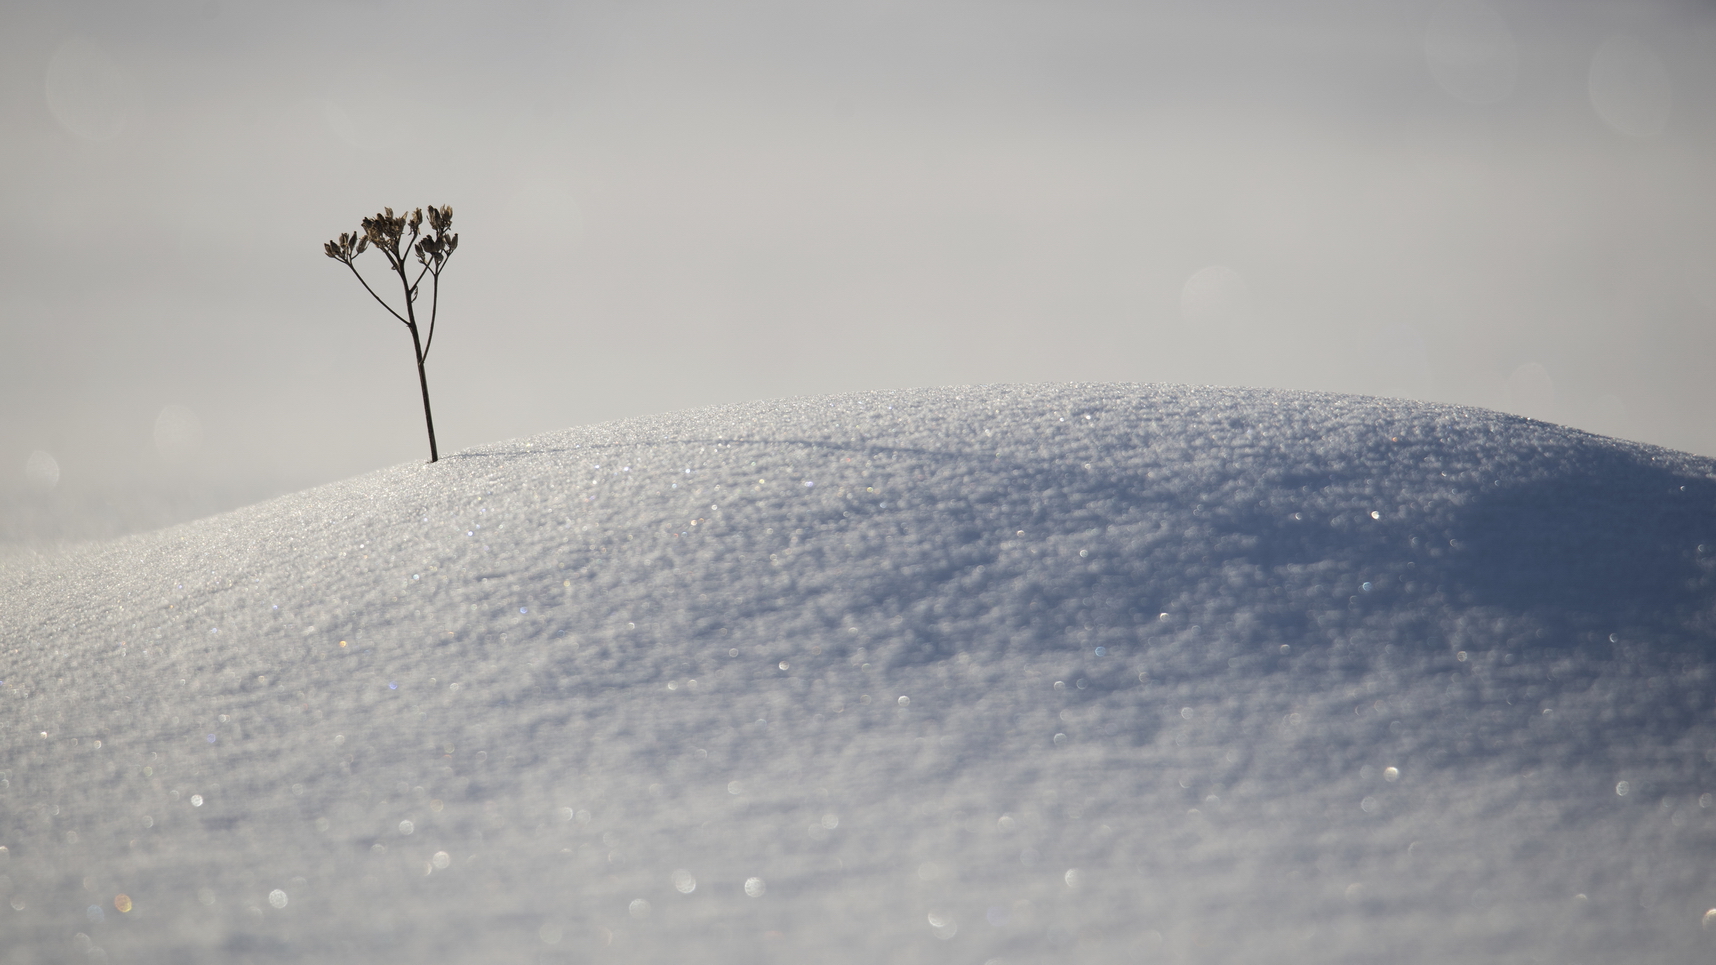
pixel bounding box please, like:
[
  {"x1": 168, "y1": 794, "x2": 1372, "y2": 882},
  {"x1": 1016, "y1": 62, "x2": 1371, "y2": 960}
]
[{"x1": 4, "y1": 383, "x2": 1716, "y2": 964}]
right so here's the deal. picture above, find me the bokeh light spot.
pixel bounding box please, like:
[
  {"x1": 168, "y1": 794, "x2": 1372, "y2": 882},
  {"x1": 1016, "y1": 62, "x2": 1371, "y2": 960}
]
[
  {"x1": 1589, "y1": 35, "x2": 1672, "y2": 137},
  {"x1": 153, "y1": 404, "x2": 204, "y2": 463},
  {"x1": 1423, "y1": 1, "x2": 1519, "y2": 104},
  {"x1": 45, "y1": 37, "x2": 133, "y2": 141},
  {"x1": 24, "y1": 451, "x2": 60, "y2": 491},
  {"x1": 1180, "y1": 266, "x2": 1249, "y2": 329}
]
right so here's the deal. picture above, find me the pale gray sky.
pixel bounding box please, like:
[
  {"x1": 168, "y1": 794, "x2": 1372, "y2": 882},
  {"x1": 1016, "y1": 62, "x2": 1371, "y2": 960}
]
[{"x1": 4, "y1": 0, "x2": 1715, "y2": 541}]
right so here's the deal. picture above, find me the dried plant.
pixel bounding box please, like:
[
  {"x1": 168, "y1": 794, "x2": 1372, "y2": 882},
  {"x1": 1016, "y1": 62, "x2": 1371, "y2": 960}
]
[{"x1": 324, "y1": 205, "x2": 459, "y2": 462}]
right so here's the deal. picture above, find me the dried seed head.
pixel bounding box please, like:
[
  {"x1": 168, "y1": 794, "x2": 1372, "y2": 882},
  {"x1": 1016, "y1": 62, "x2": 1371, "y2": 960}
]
[{"x1": 324, "y1": 230, "x2": 368, "y2": 263}]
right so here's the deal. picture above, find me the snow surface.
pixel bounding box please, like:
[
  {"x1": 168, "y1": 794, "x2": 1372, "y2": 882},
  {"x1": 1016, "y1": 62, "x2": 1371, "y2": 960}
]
[{"x1": 5, "y1": 382, "x2": 1716, "y2": 964}]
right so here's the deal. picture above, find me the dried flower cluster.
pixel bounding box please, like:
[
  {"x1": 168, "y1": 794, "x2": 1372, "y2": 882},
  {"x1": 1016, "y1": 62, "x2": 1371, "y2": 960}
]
[{"x1": 324, "y1": 205, "x2": 459, "y2": 463}]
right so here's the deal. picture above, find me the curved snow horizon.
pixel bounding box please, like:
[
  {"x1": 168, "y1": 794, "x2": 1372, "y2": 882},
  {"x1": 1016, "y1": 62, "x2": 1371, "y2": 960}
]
[{"x1": 4, "y1": 382, "x2": 1716, "y2": 963}]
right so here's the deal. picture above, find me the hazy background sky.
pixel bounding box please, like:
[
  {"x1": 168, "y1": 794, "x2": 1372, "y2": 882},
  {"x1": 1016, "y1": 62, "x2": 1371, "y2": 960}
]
[{"x1": 4, "y1": 0, "x2": 1715, "y2": 543}]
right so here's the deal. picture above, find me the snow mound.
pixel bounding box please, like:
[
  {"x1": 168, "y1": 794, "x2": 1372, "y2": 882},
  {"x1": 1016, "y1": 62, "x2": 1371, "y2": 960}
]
[{"x1": 5, "y1": 383, "x2": 1716, "y2": 964}]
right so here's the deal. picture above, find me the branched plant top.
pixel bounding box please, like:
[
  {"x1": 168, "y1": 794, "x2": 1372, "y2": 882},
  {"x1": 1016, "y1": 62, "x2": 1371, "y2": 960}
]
[{"x1": 324, "y1": 205, "x2": 458, "y2": 463}]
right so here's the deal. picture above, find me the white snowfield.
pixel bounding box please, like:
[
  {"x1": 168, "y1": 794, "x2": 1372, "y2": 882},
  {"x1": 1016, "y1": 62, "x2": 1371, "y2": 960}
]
[{"x1": 4, "y1": 383, "x2": 1716, "y2": 964}]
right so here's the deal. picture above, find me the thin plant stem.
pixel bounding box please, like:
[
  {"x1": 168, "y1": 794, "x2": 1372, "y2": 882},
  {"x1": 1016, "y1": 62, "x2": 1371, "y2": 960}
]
[
  {"x1": 422, "y1": 268, "x2": 443, "y2": 361},
  {"x1": 343, "y1": 263, "x2": 411, "y2": 327},
  {"x1": 388, "y1": 242, "x2": 439, "y2": 462}
]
